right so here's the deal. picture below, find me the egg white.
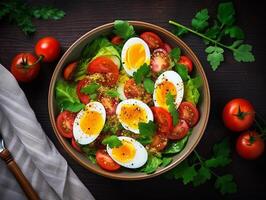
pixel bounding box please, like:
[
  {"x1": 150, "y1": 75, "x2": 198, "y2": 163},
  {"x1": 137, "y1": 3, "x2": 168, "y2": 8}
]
[
  {"x1": 121, "y1": 37, "x2": 150, "y2": 76},
  {"x1": 106, "y1": 136, "x2": 148, "y2": 169},
  {"x1": 73, "y1": 102, "x2": 106, "y2": 145},
  {"x1": 153, "y1": 70, "x2": 184, "y2": 109},
  {"x1": 116, "y1": 99, "x2": 154, "y2": 134}
]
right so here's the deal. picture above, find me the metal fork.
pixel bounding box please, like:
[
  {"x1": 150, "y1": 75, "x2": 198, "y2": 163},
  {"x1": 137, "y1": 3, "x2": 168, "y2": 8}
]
[{"x1": 0, "y1": 133, "x2": 39, "y2": 200}]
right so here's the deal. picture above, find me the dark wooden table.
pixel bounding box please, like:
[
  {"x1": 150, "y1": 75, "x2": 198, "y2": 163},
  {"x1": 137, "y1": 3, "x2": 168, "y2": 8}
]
[{"x1": 1, "y1": 0, "x2": 266, "y2": 199}]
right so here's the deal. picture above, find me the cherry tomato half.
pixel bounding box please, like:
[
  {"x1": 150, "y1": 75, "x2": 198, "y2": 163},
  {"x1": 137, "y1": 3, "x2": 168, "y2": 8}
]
[
  {"x1": 140, "y1": 32, "x2": 163, "y2": 50},
  {"x1": 162, "y1": 43, "x2": 172, "y2": 53},
  {"x1": 150, "y1": 133, "x2": 168, "y2": 151},
  {"x1": 76, "y1": 78, "x2": 91, "y2": 104},
  {"x1": 178, "y1": 56, "x2": 193, "y2": 73},
  {"x1": 168, "y1": 119, "x2": 189, "y2": 140},
  {"x1": 151, "y1": 107, "x2": 173, "y2": 134},
  {"x1": 11, "y1": 53, "x2": 40, "y2": 82},
  {"x1": 150, "y1": 48, "x2": 170, "y2": 72},
  {"x1": 96, "y1": 149, "x2": 120, "y2": 171},
  {"x1": 178, "y1": 102, "x2": 199, "y2": 127},
  {"x1": 99, "y1": 96, "x2": 118, "y2": 116},
  {"x1": 236, "y1": 131, "x2": 264, "y2": 160},
  {"x1": 71, "y1": 137, "x2": 82, "y2": 153},
  {"x1": 56, "y1": 111, "x2": 76, "y2": 138},
  {"x1": 35, "y1": 36, "x2": 61, "y2": 62},
  {"x1": 63, "y1": 61, "x2": 78, "y2": 81},
  {"x1": 223, "y1": 98, "x2": 255, "y2": 132},
  {"x1": 111, "y1": 35, "x2": 123, "y2": 45}
]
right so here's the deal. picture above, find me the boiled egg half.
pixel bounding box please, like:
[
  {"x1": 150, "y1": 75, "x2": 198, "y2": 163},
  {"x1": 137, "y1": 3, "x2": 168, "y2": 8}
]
[
  {"x1": 116, "y1": 99, "x2": 153, "y2": 134},
  {"x1": 73, "y1": 102, "x2": 106, "y2": 145},
  {"x1": 106, "y1": 136, "x2": 148, "y2": 169},
  {"x1": 121, "y1": 37, "x2": 150, "y2": 76},
  {"x1": 153, "y1": 70, "x2": 184, "y2": 110}
]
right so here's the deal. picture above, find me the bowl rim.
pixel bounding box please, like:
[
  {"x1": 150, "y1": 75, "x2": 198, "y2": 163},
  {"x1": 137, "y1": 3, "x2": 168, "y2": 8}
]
[{"x1": 48, "y1": 21, "x2": 210, "y2": 180}]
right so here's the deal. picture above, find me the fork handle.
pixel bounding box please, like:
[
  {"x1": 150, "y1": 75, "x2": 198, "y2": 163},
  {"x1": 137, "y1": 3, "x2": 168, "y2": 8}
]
[{"x1": 0, "y1": 149, "x2": 39, "y2": 200}]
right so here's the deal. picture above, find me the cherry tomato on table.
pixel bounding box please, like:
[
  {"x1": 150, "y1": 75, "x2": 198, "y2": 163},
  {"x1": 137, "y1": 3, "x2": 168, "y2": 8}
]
[
  {"x1": 96, "y1": 149, "x2": 120, "y2": 171},
  {"x1": 150, "y1": 48, "x2": 170, "y2": 72},
  {"x1": 11, "y1": 53, "x2": 40, "y2": 82},
  {"x1": 87, "y1": 56, "x2": 119, "y2": 86},
  {"x1": 150, "y1": 133, "x2": 168, "y2": 151},
  {"x1": 223, "y1": 98, "x2": 255, "y2": 132},
  {"x1": 178, "y1": 102, "x2": 199, "y2": 127},
  {"x1": 76, "y1": 78, "x2": 91, "y2": 104},
  {"x1": 151, "y1": 107, "x2": 173, "y2": 135},
  {"x1": 63, "y1": 61, "x2": 78, "y2": 81},
  {"x1": 140, "y1": 32, "x2": 163, "y2": 50},
  {"x1": 124, "y1": 79, "x2": 144, "y2": 99},
  {"x1": 178, "y1": 56, "x2": 193, "y2": 73},
  {"x1": 236, "y1": 131, "x2": 264, "y2": 160},
  {"x1": 168, "y1": 119, "x2": 190, "y2": 140},
  {"x1": 56, "y1": 111, "x2": 76, "y2": 138},
  {"x1": 35, "y1": 36, "x2": 61, "y2": 62}
]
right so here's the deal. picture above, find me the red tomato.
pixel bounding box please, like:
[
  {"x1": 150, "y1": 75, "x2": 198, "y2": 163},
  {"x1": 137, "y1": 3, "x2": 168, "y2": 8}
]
[
  {"x1": 71, "y1": 138, "x2": 82, "y2": 153},
  {"x1": 124, "y1": 79, "x2": 144, "y2": 99},
  {"x1": 96, "y1": 149, "x2": 120, "y2": 171},
  {"x1": 111, "y1": 36, "x2": 123, "y2": 45},
  {"x1": 178, "y1": 102, "x2": 199, "y2": 127},
  {"x1": 150, "y1": 133, "x2": 168, "y2": 151},
  {"x1": 56, "y1": 111, "x2": 76, "y2": 138},
  {"x1": 150, "y1": 48, "x2": 170, "y2": 72},
  {"x1": 10, "y1": 53, "x2": 40, "y2": 82},
  {"x1": 76, "y1": 78, "x2": 90, "y2": 104},
  {"x1": 169, "y1": 119, "x2": 189, "y2": 140},
  {"x1": 99, "y1": 96, "x2": 118, "y2": 115},
  {"x1": 63, "y1": 61, "x2": 78, "y2": 81},
  {"x1": 151, "y1": 107, "x2": 173, "y2": 134},
  {"x1": 178, "y1": 56, "x2": 193, "y2": 73},
  {"x1": 87, "y1": 56, "x2": 119, "y2": 86},
  {"x1": 140, "y1": 32, "x2": 163, "y2": 50},
  {"x1": 223, "y1": 98, "x2": 255, "y2": 132},
  {"x1": 35, "y1": 36, "x2": 61, "y2": 62},
  {"x1": 162, "y1": 43, "x2": 172, "y2": 53},
  {"x1": 236, "y1": 131, "x2": 264, "y2": 160}
]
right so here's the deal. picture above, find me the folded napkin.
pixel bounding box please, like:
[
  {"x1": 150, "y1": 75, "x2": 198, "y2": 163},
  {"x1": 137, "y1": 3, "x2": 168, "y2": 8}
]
[{"x1": 0, "y1": 64, "x2": 95, "y2": 200}]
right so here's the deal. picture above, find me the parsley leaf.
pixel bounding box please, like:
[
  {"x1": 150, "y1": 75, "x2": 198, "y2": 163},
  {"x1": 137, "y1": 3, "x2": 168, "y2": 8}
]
[
  {"x1": 113, "y1": 20, "x2": 135, "y2": 39},
  {"x1": 143, "y1": 78, "x2": 155, "y2": 94},
  {"x1": 205, "y1": 46, "x2": 224, "y2": 71},
  {"x1": 175, "y1": 64, "x2": 190, "y2": 81},
  {"x1": 224, "y1": 26, "x2": 245, "y2": 40},
  {"x1": 191, "y1": 8, "x2": 209, "y2": 31},
  {"x1": 172, "y1": 26, "x2": 188, "y2": 36},
  {"x1": 166, "y1": 92, "x2": 179, "y2": 126},
  {"x1": 137, "y1": 121, "x2": 156, "y2": 145},
  {"x1": 140, "y1": 154, "x2": 162, "y2": 174},
  {"x1": 217, "y1": 2, "x2": 235, "y2": 26},
  {"x1": 163, "y1": 135, "x2": 189, "y2": 154},
  {"x1": 80, "y1": 83, "x2": 100, "y2": 95},
  {"x1": 192, "y1": 166, "x2": 211, "y2": 186},
  {"x1": 105, "y1": 89, "x2": 120, "y2": 98},
  {"x1": 233, "y1": 44, "x2": 255, "y2": 62},
  {"x1": 102, "y1": 135, "x2": 122, "y2": 148},
  {"x1": 169, "y1": 47, "x2": 181, "y2": 63},
  {"x1": 63, "y1": 102, "x2": 85, "y2": 112},
  {"x1": 215, "y1": 174, "x2": 237, "y2": 195},
  {"x1": 32, "y1": 6, "x2": 65, "y2": 20},
  {"x1": 133, "y1": 63, "x2": 150, "y2": 84}
]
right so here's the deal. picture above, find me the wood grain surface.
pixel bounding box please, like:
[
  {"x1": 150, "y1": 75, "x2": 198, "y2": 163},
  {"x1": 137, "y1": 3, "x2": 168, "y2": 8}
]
[{"x1": 0, "y1": 0, "x2": 266, "y2": 199}]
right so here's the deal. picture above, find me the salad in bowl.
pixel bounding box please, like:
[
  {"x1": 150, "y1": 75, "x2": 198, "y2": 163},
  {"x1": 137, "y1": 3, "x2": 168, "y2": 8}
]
[{"x1": 49, "y1": 20, "x2": 210, "y2": 179}]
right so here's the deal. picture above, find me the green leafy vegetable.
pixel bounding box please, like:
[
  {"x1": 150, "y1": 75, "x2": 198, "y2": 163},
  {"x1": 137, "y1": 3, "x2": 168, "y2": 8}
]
[
  {"x1": 102, "y1": 135, "x2": 122, "y2": 148},
  {"x1": 82, "y1": 146, "x2": 96, "y2": 164},
  {"x1": 166, "y1": 93, "x2": 179, "y2": 126},
  {"x1": 205, "y1": 46, "x2": 224, "y2": 71},
  {"x1": 113, "y1": 20, "x2": 135, "y2": 39},
  {"x1": 233, "y1": 44, "x2": 255, "y2": 62},
  {"x1": 133, "y1": 63, "x2": 150, "y2": 84},
  {"x1": 169, "y1": 47, "x2": 181, "y2": 63},
  {"x1": 161, "y1": 157, "x2": 173, "y2": 167},
  {"x1": 217, "y1": 2, "x2": 235, "y2": 26},
  {"x1": 55, "y1": 79, "x2": 84, "y2": 112},
  {"x1": 105, "y1": 89, "x2": 120, "y2": 98},
  {"x1": 224, "y1": 26, "x2": 244, "y2": 39},
  {"x1": 137, "y1": 121, "x2": 156, "y2": 145},
  {"x1": 184, "y1": 77, "x2": 202, "y2": 105},
  {"x1": 143, "y1": 78, "x2": 155, "y2": 94},
  {"x1": 175, "y1": 64, "x2": 190, "y2": 81},
  {"x1": 191, "y1": 8, "x2": 209, "y2": 31},
  {"x1": 0, "y1": 0, "x2": 65, "y2": 35},
  {"x1": 81, "y1": 37, "x2": 112, "y2": 58},
  {"x1": 74, "y1": 59, "x2": 89, "y2": 81},
  {"x1": 140, "y1": 154, "x2": 162, "y2": 174},
  {"x1": 80, "y1": 83, "x2": 100, "y2": 95},
  {"x1": 192, "y1": 166, "x2": 211, "y2": 186},
  {"x1": 163, "y1": 135, "x2": 189, "y2": 154}
]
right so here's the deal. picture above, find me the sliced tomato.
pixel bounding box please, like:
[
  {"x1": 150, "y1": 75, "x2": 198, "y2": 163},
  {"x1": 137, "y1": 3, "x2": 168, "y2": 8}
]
[
  {"x1": 87, "y1": 56, "x2": 119, "y2": 86},
  {"x1": 162, "y1": 43, "x2": 172, "y2": 53},
  {"x1": 140, "y1": 32, "x2": 163, "y2": 50},
  {"x1": 151, "y1": 107, "x2": 173, "y2": 134},
  {"x1": 56, "y1": 111, "x2": 76, "y2": 138},
  {"x1": 63, "y1": 61, "x2": 78, "y2": 81},
  {"x1": 178, "y1": 102, "x2": 199, "y2": 127},
  {"x1": 150, "y1": 48, "x2": 170, "y2": 72},
  {"x1": 96, "y1": 149, "x2": 120, "y2": 171},
  {"x1": 150, "y1": 133, "x2": 168, "y2": 151},
  {"x1": 124, "y1": 78, "x2": 144, "y2": 99},
  {"x1": 111, "y1": 36, "x2": 123, "y2": 45},
  {"x1": 71, "y1": 138, "x2": 82, "y2": 153},
  {"x1": 178, "y1": 56, "x2": 193, "y2": 73},
  {"x1": 168, "y1": 119, "x2": 189, "y2": 140},
  {"x1": 76, "y1": 78, "x2": 90, "y2": 104},
  {"x1": 99, "y1": 96, "x2": 118, "y2": 116}
]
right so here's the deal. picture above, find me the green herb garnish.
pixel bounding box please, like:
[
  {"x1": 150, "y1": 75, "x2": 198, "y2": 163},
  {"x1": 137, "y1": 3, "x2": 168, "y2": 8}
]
[
  {"x1": 80, "y1": 83, "x2": 100, "y2": 95},
  {"x1": 143, "y1": 78, "x2": 155, "y2": 94},
  {"x1": 133, "y1": 63, "x2": 150, "y2": 84},
  {"x1": 105, "y1": 89, "x2": 120, "y2": 98},
  {"x1": 166, "y1": 93, "x2": 179, "y2": 126},
  {"x1": 137, "y1": 121, "x2": 156, "y2": 145},
  {"x1": 102, "y1": 135, "x2": 122, "y2": 148},
  {"x1": 113, "y1": 20, "x2": 135, "y2": 39}
]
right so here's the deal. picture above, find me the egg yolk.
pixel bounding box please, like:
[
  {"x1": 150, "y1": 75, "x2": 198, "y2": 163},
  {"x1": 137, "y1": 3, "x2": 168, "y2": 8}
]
[
  {"x1": 80, "y1": 110, "x2": 104, "y2": 135},
  {"x1": 125, "y1": 43, "x2": 147, "y2": 70},
  {"x1": 155, "y1": 81, "x2": 177, "y2": 109},
  {"x1": 119, "y1": 104, "x2": 148, "y2": 130},
  {"x1": 112, "y1": 140, "x2": 136, "y2": 163}
]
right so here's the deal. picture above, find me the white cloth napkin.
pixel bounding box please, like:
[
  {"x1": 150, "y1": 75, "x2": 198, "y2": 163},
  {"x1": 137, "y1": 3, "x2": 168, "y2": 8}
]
[{"x1": 0, "y1": 64, "x2": 95, "y2": 200}]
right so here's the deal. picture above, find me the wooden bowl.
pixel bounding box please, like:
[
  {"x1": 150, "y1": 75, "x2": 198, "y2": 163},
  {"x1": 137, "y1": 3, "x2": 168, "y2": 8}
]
[{"x1": 48, "y1": 21, "x2": 210, "y2": 180}]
